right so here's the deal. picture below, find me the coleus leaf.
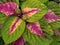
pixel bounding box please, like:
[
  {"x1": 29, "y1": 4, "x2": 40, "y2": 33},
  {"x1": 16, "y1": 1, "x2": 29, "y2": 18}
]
[
  {"x1": 44, "y1": 10, "x2": 60, "y2": 23},
  {"x1": 43, "y1": 10, "x2": 60, "y2": 30},
  {"x1": 13, "y1": 36, "x2": 25, "y2": 45},
  {"x1": 21, "y1": 0, "x2": 47, "y2": 22},
  {"x1": 49, "y1": 21, "x2": 60, "y2": 30},
  {"x1": 50, "y1": 41, "x2": 60, "y2": 45},
  {"x1": 0, "y1": 13, "x2": 7, "y2": 24},
  {"x1": 39, "y1": 18, "x2": 54, "y2": 36},
  {"x1": 54, "y1": 30, "x2": 60, "y2": 36},
  {"x1": 39, "y1": 0, "x2": 48, "y2": 3},
  {"x1": 1, "y1": 16, "x2": 26, "y2": 44},
  {"x1": 27, "y1": 22, "x2": 44, "y2": 36},
  {"x1": 24, "y1": 42, "x2": 31, "y2": 45},
  {"x1": 0, "y1": 13, "x2": 7, "y2": 37},
  {"x1": 15, "y1": 0, "x2": 19, "y2": 5},
  {"x1": 51, "y1": 35, "x2": 60, "y2": 41},
  {"x1": 11, "y1": 0, "x2": 19, "y2": 5},
  {"x1": 0, "y1": 2, "x2": 18, "y2": 16},
  {"x1": 46, "y1": 1, "x2": 60, "y2": 15},
  {"x1": 23, "y1": 27, "x2": 52, "y2": 45}
]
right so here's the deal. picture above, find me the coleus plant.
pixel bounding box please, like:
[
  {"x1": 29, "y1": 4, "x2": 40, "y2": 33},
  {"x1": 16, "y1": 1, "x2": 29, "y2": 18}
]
[{"x1": 0, "y1": 0, "x2": 60, "y2": 45}]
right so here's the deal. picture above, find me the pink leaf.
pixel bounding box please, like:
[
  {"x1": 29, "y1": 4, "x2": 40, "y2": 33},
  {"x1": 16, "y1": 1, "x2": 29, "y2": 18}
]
[
  {"x1": 44, "y1": 10, "x2": 60, "y2": 23},
  {"x1": 0, "y1": 2, "x2": 18, "y2": 16},
  {"x1": 13, "y1": 36, "x2": 25, "y2": 45},
  {"x1": 27, "y1": 22, "x2": 44, "y2": 36}
]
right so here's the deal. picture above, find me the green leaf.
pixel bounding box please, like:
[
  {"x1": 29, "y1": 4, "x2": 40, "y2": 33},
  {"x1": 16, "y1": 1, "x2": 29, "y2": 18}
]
[
  {"x1": 50, "y1": 41, "x2": 60, "y2": 45},
  {"x1": 49, "y1": 21, "x2": 60, "y2": 30},
  {"x1": 1, "y1": 16, "x2": 26, "y2": 44},
  {"x1": 51, "y1": 35, "x2": 60, "y2": 41},
  {"x1": 23, "y1": 28, "x2": 52, "y2": 45},
  {"x1": 0, "y1": 13, "x2": 7, "y2": 24},
  {"x1": 21, "y1": 0, "x2": 47, "y2": 22},
  {"x1": 25, "y1": 42, "x2": 31, "y2": 45},
  {"x1": 15, "y1": 0, "x2": 19, "y2": 5},
  {"x1": 0, "y1": 13, "x2": 7, "y2": 37},
  {"x1": 12, "y1": 0, "x2": 19, "y2": 5},
  {"x1": 39, "y1": 18, "x2": 54, "y2": 35},
  {"x1": 46, "y1": 1, "x2": 60, "y2": 15},
  {"x1": 39, "y1": 0, "x2": 48, "y2": 3}
]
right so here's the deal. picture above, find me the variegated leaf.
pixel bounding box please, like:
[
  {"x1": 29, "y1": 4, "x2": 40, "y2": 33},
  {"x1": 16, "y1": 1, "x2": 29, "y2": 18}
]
[
  {"x1": 13, "y1": 36, "x2": 25, "y2": 45},
  {"x1": 0, "y1": 2, "x2": 18, "y2": 16},
  {"x1": 39, "y1": 18, "x2": 54, "y2": 36},
  {"x1": 27, "y1": 22, "x2": 44, "y2": 36},
  {"x1": 1, "y1": 16, "x2": 25, "y2": 44},
  {"x1": 44, "y1": 10, "x2": 60, "y2": 23},
  {"x1": 23, "y1": 28, "x2": 52, "y2": 45},
  {"x1": 21, "y1": 0, "x2": 47, "y2": 22}
]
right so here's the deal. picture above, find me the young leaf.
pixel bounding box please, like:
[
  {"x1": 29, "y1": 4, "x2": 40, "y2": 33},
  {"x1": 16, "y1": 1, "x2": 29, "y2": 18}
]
[
  {"x1": 21, "y1": 0, "x2": 47, "y2": 22},
  {"x1": 1, "y1": 16, "x2": 26, "y2": 44}
]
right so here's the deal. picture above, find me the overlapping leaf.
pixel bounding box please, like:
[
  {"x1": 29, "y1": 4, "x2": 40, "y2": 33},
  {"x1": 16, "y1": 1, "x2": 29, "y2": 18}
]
[
  {"x1": 44, "y1": 10, "x2": 60, "y2": 23},
  {"x1": 39, "y1": 0, "x2": 48, "y2": 3},
  {"x1": 0, "y1": 2, "x2": 18, "y2": 16},
  {"x1": 13, "y1": 36, "x2": 25, "y2": 45},
  {"x1": 0, "y1": 13, "x2": 7, "y2": 37},
  {"x1": 27, "y1": 22, "x2": 44, "y2": 36},
  {"x1": 0, "y1": 13, "x2": 7, "y2": 24},
  {"x1": 52, "y1": 35, "x2": 60, "y2": 41},
  {"x1": 50, "y1": 41, "x2": 60, "y2": 45},
  {"x1": 49, "y1": 21, "x2": 60, "y2": 30},
  {"x1": 46, "y1": 1, "x2": 60, "y2": 15},
  {"x1": 1, "y1": 16, "x2": 26, "y2": 44},
  {"x1": 39, "y1": 18, "x2": 54, "y2": 36},
  {"x1": 21, "y1": 0, "x2": 47, "y2": 22},
  {"x1": 23, "y1": 28, "x2": 52, "y2": 45}
]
